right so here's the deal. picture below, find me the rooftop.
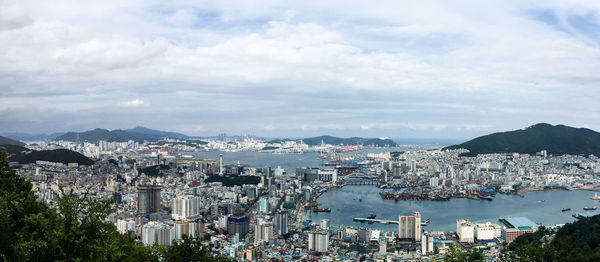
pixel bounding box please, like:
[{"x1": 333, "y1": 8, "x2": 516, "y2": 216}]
[{"x1": 503, "y1": 217, "x2": 537, "y2": 229}]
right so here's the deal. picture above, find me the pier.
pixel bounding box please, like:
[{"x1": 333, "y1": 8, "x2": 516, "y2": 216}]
[{"x1": 353, "y1": 217, "x2": 398, "y2": 224}]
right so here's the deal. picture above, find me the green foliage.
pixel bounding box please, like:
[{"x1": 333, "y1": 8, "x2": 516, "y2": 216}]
[
  {"x1": 9, "y1": 148, "x2": 94, "y2": 166},
  {"x1": 444, "y1": 246, "x2": 485, "y2": 262},
  {"x1": 501, "y1": 216, "x2": 600, "y2": 261},
  {"x1": 0, "y1": 136, "x2": 25, "y2": 146},
  {"x1": 444, "y1": 123, "x2": 600, "y2": 156},
  {"x1": 56, "y1": 128, "x2": 165, "y2": 143},
  {"x1": 205, "y1": 175, "x2": 260, "y2": 186},
  {"x1": 0, "y1": 149, "x2": 222, "y2": 262},
  {"x1": 139, "y1": 165, "x2": 171, "y2": 176},
  {"x1": 159, "y1": 236, "x2": 231, "y2": 262}
]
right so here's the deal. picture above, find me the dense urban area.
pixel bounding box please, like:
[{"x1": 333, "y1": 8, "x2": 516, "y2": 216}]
[{"x1": 4, "y1": 132, "x2": 600, "y2": 261}]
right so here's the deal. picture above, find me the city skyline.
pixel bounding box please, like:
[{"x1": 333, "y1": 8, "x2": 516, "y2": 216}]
[{"x1": 1, "y1": 0, "x2": 600, "y2": 138}]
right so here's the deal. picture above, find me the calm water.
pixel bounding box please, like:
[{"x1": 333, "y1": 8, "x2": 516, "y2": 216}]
[
  {"x1": 305, "y1": 185, "x2": 599, "y2": 232},
  {"x1": 187, "y1": 148, "x2": 406, "y2": 174}
]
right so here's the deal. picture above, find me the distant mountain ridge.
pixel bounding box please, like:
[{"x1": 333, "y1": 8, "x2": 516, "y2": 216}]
[
  {"x1": 0, "y1": 136, "x2": 25, "y2": 146},
  {"x1": 0, "y1": 132, "x2": 65, "y2": 141},
  {"x1": 273, "y1": 135, "x2": 397, "y2": 147},
  {"x1": 444, "y1": 123, "x2": 600, "y2": 156},
  {"x1": 55, "y1": 127, "x2": 189, "y2": 143}
]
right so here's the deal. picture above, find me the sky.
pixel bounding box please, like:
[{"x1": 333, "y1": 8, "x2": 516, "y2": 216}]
[{"x1": 1, "y1": 0, "x2": 600, "y2": 139}]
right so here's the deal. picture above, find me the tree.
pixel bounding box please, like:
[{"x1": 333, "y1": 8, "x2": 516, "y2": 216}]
[
  {"x1": 444, "y1": 246, "x2": 484, "y2": 262},
  {"x1": 158, "y1": 235, "x2": 231, "y2": 262}
]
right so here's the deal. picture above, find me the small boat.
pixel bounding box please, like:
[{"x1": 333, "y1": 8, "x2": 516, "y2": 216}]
[
  {"x1": 583, "y1": 206, "x2": 597, "y2": 211},
  {"x1": 367, "y1": 213, "x2": 376, "y2": 219},
  {"x1": 562, "y1": 208, "x2": 571, "y2": 212},
  {"x1": 359, "y1": 198, "x2": 362, "y2": 202},
  {"x1": 592, "y1": 193, "x2": 600, "y2": 200}
]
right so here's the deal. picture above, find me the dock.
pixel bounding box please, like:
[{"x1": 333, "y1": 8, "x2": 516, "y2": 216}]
[
  {"x1": 353, "y1": 217, "x2": 398, "y2": 224},
  {"x1": 353, "y1": 217, "x2": 429, "y2": 226}
]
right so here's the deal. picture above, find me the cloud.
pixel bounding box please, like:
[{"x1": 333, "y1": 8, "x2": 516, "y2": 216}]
[
  {"x1": 1, "y1": 0, "x2": 600, "y2": 138},
  {"x1": 121, "y1": 99, "x2": 146, "y2": 107}
]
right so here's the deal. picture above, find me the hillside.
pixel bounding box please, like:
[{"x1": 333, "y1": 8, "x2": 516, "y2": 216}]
[
  {"x1": 444, "y1": 123, "x2": 600, "y2": 156},
  {"x1": 0, "y1": 135, "x2": 25, "y2": 146},
  {"x1": 502, "y1": 214, "x2": 600, "y2": 261},
  {"x1": 126, "y1": 126, "x2": 189, "y2": 140},
  {"x1": 301, "y1": 135, "x2": 397, "y2": 147},
  {"x1": 9, "y1": 148, "x2": 94, "y2": 166},
  {"x1": 0, "y1": 132, "x2": 64, "y2": 141},
  {"x1": 55, "y1": 127, "x2": 189, "y2": 143}
]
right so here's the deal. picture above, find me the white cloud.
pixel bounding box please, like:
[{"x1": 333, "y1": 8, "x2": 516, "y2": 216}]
[
  {"x1": 122, "y1": 99, "x2": 146, "y2": 107},
  {"x1": 1, "y1": 0, "x2": 600, "y2": 137}
]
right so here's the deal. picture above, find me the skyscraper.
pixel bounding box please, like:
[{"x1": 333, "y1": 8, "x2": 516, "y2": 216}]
[
  {"x1": 273, "y1": 210, "x2": 288, "y2": 236},
  {"x1": 308, "y1": 230, "x2": 329, "y2": 252},
  {"x1": 227, "y1": 215, "x2": 250, "y2": 237},
  {"x1": 398, "y1": 211, "x2": 421, "y2": 241},
  {"x1": 137, "y1": 185, "x2": 161, "y2": 215}
]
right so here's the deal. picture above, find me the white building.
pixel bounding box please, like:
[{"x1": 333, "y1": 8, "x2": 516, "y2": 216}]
[
  {"x1": 116, "y1": 219, "x2": 136, "y2": 234},
  {"x1": 308, "y1": 230, "x2": 329, "y2": 252},
  {"x1": 457, "y1": 219, "x2": 475, "y2": 243},
  {"x1": 254, "y1": 221, "x2": 273, "y2": 245},
  {"x1": 142, "y1": 222, "x2": 172, "y2": 246},
  {"x1": 171, "y1": 195, "x2": 202, "y2": 220},
  {"x1": 475, "y1": 222, "x2": 495, "y2": 241}
]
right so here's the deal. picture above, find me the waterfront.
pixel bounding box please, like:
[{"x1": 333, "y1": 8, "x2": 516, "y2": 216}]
[
  {"x1": 305, "y1": 185, "x2": 600, "y2": 232},
  {"x1": 187, "y1": 148, "x2": 411, "y2": 174}
]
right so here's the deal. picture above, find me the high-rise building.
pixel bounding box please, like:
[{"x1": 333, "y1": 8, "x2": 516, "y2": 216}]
[
  {"x1": 142, "y1": 221, "x2": 172, "y2": 246},
  {"x1": 457, "y1": 219, "x2": 475, "y2": 243},
  {"x1": 273, "y1": 210, "x2": 288, "y2": 236},
  {"x1": 219, "y1": 153, "x2": 223, "y2": 176},
  {"x1": 398, "y1": 211, "x2": 421, "y2": 241},
  {"x1": 137, "y1": 185, "x2": 161, "y2": 215},
  {"x1": 308, "y1": 230, "x2": 329, "y2": 252},
  {"x1": 254, "y1": 221, "x2": 273, "y2": 245},
  {"x1": 171, "y1": 195, "x2": 202, "y2": 220},
  {"x1": 227, "y1": 215, "x2": 250, "y2": 237}
]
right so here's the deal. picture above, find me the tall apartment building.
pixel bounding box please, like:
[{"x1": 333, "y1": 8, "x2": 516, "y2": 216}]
[{"x1": 398, "y1": 211, "x2": 421, "y2": 241}]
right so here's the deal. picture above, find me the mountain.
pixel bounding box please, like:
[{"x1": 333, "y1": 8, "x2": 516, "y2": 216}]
[
  {"x1": 502, "y1": 214, "x2": 600, "y2": 261},
  {"x1": 1, "y1": 132, "x2": 64, "y2": 141},
  {"x1": 55, "y1": 127, "x2": 189, "y2": 143},
  {"x1": 126, "y1": 126, "x2": 189, "y2": 140},
  {"x1": 0, "y1": 136, "x2": 25, "y2": 146},
  {"x1": 300, "y1": 135, "x2": 397, "y2": 147},
  {"x1": 444, "y1": 123, "x2": 600, "y2": 156}
]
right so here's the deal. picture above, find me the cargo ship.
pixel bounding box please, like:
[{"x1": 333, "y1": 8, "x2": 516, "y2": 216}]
[
  {"x1": 313, "y1": 207, "x2": 331, "y2": 212},
  {"x1": 583, "y1": 206, "x2": 597, "y2": 211}
]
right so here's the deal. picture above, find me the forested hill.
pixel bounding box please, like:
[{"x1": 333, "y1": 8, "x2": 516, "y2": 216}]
[
  {"x1": 55, "y1": 127, "x2": 189, "y2": 143},
  {"x1": 503, "y1": 214, "x2": 600, "y2": 261},
  {"x1": 444, "y1": 123, "x2": 600, "y2": 156}
]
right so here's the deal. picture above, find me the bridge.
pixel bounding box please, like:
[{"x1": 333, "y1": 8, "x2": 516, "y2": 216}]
[
  {"x1": 346, "y1": 172, "x2": 379, "y2": 179},
  {"x1": 344, "y1": 180, "x2": 379, "y2": 185}
]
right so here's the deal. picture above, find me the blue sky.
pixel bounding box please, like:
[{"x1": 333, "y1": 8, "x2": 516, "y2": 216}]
[{"x1": 1, "y1": 0, "x2": 600, "y2": 139}]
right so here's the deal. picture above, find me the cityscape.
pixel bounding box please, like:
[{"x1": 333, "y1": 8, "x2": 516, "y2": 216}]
[
  {"x1": 3, "y1": 125, "x2": 600, "y2": 261},
  {"x1": 2, "y1": 0, "x2": 600, "y2": 261}
]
